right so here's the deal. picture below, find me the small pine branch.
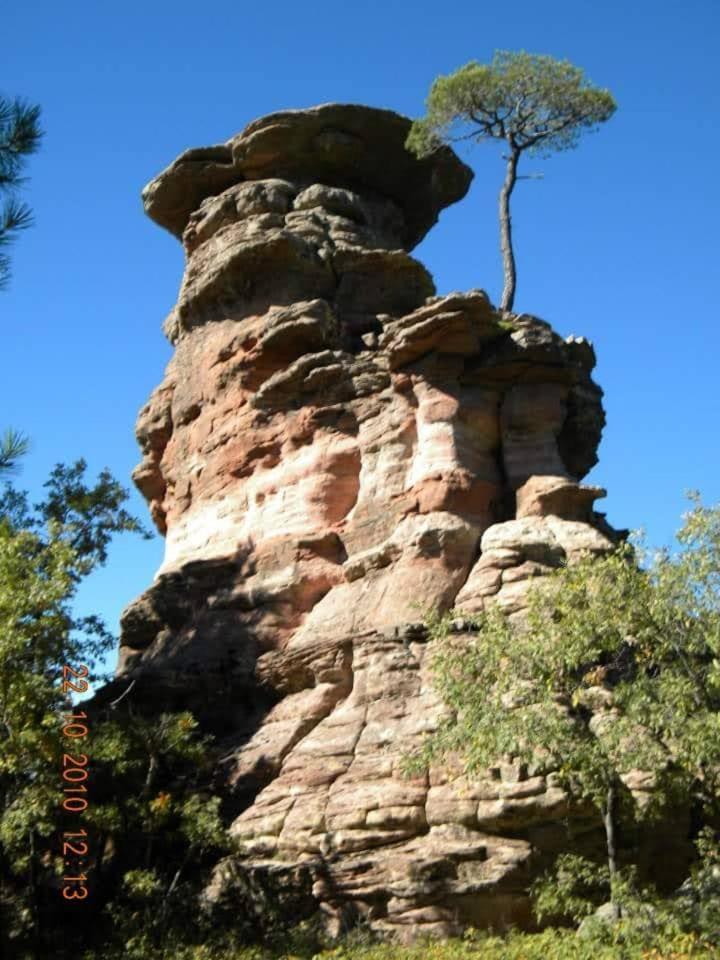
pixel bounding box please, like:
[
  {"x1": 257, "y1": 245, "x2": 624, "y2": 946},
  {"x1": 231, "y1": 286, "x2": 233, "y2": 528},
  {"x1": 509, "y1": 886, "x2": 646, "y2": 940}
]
[
  {"x1": 0, "y1": 428, "x2": 30, "y2": 474},
  {"x1": 0, "y1": 98, "x2": 43, "y2": 188},
  {"x1": 0, "y1": 198, "x2": 33, "y2": 242},
  {"x1": 0, "y1": 96, "x2": 42, "y2": 290},
  {"x1": 0, "y1": 198, "x2": 34, "y2": 289}
]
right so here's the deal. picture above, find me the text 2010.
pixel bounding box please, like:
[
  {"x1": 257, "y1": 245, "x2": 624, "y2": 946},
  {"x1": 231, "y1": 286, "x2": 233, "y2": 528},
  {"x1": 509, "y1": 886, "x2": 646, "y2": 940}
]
[{"x1": 60, "y1": 664, "x2": 90, "y2": 902}]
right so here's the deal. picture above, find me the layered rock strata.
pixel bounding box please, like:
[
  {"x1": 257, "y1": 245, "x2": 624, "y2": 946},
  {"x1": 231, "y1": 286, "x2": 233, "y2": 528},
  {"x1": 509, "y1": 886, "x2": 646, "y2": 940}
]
[{"x1": 118, "y1": 104, "x2": 623, "y2": 940}]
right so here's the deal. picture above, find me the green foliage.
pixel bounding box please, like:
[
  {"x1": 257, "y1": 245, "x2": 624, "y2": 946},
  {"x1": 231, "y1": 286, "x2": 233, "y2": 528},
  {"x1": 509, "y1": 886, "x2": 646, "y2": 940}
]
[
  {"x1": 0, "y1": 459, "x2": 149, "y2": 782},
  {"x1": 407, "y1": 497, "x2": 720, "y2": 924},
  {"x1": 406, "y1": 51, "x2": 615, "y2": 312},
  {"x1": 0, "y1": 450, "x2": 232, "y2": 958},
  {"x1": 0, "y1": 428, "x2": 29, "y2": 474},
  {"x1": 0, "y1": 457, "x2": 152, "y2": 953},
  {"x1": 532, "y1": 853, "x2": 611, "y2": 923},
  {"x1": 549, "y1": 831, "x2": 720, "y2": 950},
  {"x1": 406, "y1": 51, "x2": 616, "y2": 159},
  {"x1": 0, "y1": 95, "x2": 42, "y2": 289},
  {"x1": 672, "y1": 827, "x2": 720, "y2": 941},
  {"x1": 76, "y1": 925, "x2": 720, "y2": 960},
  {"x1": 87, "y1": 708, "x2": 229, "y2": 956}
]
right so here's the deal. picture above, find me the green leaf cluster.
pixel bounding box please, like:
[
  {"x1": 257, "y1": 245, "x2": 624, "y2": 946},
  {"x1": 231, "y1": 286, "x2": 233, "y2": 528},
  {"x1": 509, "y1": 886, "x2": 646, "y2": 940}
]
[
  {"x1": 0, "y1": 459, "x2": 151, "y2": 951},
  {"x1": 86, "y1": 709, "x2": 228, "y2": 955},
  {"x1": 76, "y1": 924, "x2": 720, "y2": 960},
  {"x1": 406, "y1": 50, "x2": 616, "y2": 159},
  {"x1": 410, "y1": 496, "x2": 720, "y2": 925},
  {"x1": 0, "y1": 452, "x2": 233, "y2": 958}
]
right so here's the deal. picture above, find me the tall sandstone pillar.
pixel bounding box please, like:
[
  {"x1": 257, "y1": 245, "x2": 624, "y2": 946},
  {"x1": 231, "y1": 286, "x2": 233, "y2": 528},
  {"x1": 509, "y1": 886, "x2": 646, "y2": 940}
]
[{"x1": 119, "y1": 104, "x2": 618, "y2": 940}]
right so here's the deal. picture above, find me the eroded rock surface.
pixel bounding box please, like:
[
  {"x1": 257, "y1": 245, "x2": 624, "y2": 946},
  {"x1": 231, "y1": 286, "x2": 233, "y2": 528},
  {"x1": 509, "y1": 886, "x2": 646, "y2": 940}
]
[{"x1": 117, "y1": 104, "x2": 624, "y2": 940}]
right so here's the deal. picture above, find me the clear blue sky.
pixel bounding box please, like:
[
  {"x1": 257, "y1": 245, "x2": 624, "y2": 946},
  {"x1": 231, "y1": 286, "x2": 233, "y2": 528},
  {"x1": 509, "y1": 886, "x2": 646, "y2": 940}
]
[{"x1": 3, "y1": 0, "x2": 719, "y2": 677}]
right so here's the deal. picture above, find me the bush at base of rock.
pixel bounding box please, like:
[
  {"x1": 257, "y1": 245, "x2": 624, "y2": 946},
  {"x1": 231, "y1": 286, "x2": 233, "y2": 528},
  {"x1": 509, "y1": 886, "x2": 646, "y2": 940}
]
[{"x1": 77, "y1": 926, "x2": 719, "y2": 960}]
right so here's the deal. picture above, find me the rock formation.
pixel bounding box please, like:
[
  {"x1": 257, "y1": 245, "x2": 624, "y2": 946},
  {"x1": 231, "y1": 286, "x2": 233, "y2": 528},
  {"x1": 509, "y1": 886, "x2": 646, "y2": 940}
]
[{"x1": 117, "y1": 103, "x2": 624, "y2": 940}]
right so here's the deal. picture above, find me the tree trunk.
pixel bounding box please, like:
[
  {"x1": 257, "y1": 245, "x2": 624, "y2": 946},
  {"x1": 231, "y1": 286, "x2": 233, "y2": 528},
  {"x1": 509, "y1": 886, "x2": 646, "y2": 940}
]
[
  {"x1": 499, "y1": 146, "x2": 520, "y2": 313},
  {"x1": 142, "y1": 753, "x2": 158, "y2": 868},
  {"x1": 159, "y1": 850, "x2": 190, "y2": 930},
  {"x1": 95, "y1": 831, "x2": 108, "y2": 885},
  {"x1": 143, "y1": 753, "x2": 158, "y2": 798},
  {"x1": 602, "y1": 784, "x2": 622, "y2": 920},
  {"x1": 28, "y1": 830, "x2": 40, "y2": 951}
]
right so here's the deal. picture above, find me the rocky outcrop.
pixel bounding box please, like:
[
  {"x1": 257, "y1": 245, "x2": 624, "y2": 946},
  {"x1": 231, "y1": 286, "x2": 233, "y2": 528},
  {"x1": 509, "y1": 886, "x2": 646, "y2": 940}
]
[{"x1": 117, "y1": 104, "x2": 624, "y2": 940}]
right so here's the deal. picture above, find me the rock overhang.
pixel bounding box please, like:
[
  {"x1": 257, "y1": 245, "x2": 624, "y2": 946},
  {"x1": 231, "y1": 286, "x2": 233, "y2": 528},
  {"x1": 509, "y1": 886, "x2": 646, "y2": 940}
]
[{"x1": 142, "y1": 103, "x2": 474, "y2": 250}]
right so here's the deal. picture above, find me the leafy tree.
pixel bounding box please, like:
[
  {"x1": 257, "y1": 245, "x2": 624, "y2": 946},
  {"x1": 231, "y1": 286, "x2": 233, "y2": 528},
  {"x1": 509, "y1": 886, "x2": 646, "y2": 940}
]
[
  {"x1": 407, "y1": 497, "x2": 720, "y2": 924},
  {"x1": 0, "y1": 458, "x2": 149, "y2": 953},
  {"x1": 406, "y1": 51, "x2": 616, "y2": 312},
  {"x1": 0, "y1": 456, "x2": 232, "y2": 958},
  {"x1": 83, "y1": 710, "x2": 228, "y2": 958},
  {"x1": 0, "y1": 96, "x2": 42, "y2": 290}
]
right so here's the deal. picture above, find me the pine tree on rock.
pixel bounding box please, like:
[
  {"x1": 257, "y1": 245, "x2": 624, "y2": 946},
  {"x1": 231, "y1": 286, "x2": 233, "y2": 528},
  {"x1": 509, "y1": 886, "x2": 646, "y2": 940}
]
[{"x1": 406, "y1": 51, "x2": 616, "y2": 312}]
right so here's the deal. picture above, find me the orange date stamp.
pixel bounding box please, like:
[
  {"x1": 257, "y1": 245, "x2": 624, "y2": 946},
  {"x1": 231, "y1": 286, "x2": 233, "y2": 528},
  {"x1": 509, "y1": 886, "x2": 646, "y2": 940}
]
[{"x1": 60, "y1": 664, "x2": 90, "y2": 901}]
